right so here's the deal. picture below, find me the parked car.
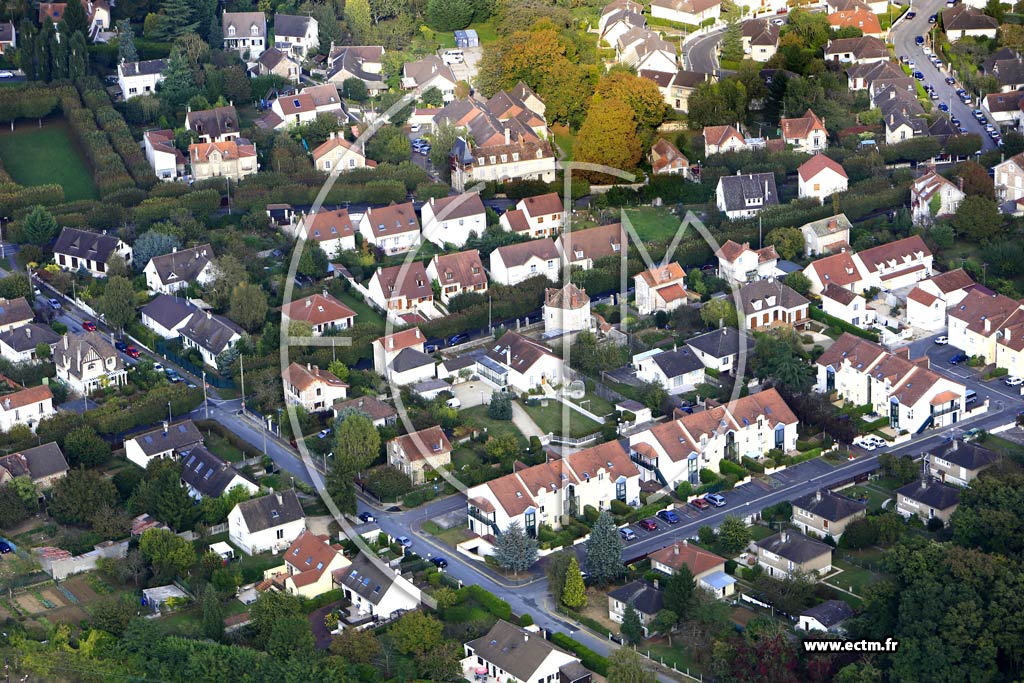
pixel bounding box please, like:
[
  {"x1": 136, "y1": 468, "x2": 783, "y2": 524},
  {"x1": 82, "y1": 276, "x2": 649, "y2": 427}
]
[
  {"x1": 689, "y1": 498, "x2": 711, "y2": 511},
  {"x1": 397, "y1": 536, "x2": 412, "y2": 548},
  {"x1": 913, "y1": 70, "x2": 924, "y2": 80},
  {"x1": 963, "y1": 428, "x2": 983, "y2": 441},
  {"x1": 430, "y1": 557, "x2": 448, "y2": 568},
  {"x1": 0, "y1": 541, "x2": 11, "y2": 553},
  {"x1": 657, "y1": 509, "x2": 681, "y2": 524},
  {"x1": 47, "y1": 298, "x2": 61, "y2": 309},
  {"x1": 424, "y1": 342, "x2": 439, "y2": 353},
  {"x1": 950, "y1": 116, "x2": 960, "y2": 126},
  {"x1": 619, "y1": 528, "x2": 637, "y2": 541},
  {"x1": 317, "y1": 428, "x2": 332, "y2": 439},
  {"x1": 705, "y1": 493, "x2": 727, "y2": 507},
  {"x1": 949, "y1": 353, "x2": 969, "y2": 364},
  {"x1": 934, "y1": 336, "x2": 949, "y2": 345},
  {"x1": 638, "y1": 518, "x2": 658, "y2": 531},
  {"x1": 905, "y1": 10, "x2": 916, "y2": 18},
  {"x1": 82, "y1": 321, "x2": 97, "y2": 332},
  {"x1": 358, "y1": 511, "x2": 376, "y2": 523},
  {"x1": 0, "y1": 71, "x2": 14, "y2": 79},
  {"x1": 928, "y1": 13, "x2": 937, "y2": 22},
  {"x1": 938, "y1": 103, "x2": 949, "y2": 112},
  {"x1": 114, "y1": 341, "x2": 128, "y2": 352},
  {"x1": 125, "y1": 346, "x2": 141, "y2": 359},
  {"x1": 1006, "y1": 376, "x2": 1024, "y2": 387},
  {"x1": 446, "y1": 333, "x2": 469, "y2": 346},
  {"x1": 915, "y1": 35, "x2": 925, "y2": 45},
  {"x1": 853, "y1": 436, "x2": 877, "y2": 451}
]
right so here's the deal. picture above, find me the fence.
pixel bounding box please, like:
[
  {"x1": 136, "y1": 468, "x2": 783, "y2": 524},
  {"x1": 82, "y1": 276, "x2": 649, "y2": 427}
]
[
  {"x1": 592, "y1": 378, "x2": 627, "y2": 405},
  {"x1": 155, "y1": 339, "x2": 236, "y2": 389}
]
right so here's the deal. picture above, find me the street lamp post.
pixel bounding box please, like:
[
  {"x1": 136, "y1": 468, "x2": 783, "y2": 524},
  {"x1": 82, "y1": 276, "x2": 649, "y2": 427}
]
[{"x1": 202, "y1": 370, "x2": 209, "y2": 419}]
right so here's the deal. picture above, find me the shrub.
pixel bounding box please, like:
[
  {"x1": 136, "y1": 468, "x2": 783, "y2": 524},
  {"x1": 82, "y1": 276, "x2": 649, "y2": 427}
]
[
  {"x1": 463, "y1": 584, "x2": 512, "y2": 620},
  {"x1": 810, "y1": 307, "x2": 880, "y2": 342},
  {"x1": 675, "y1": 481, "x2": 693, "y2": 499},
  {"x1": 741, "y1": 456, "x2": 765, "y2": 474},
  {"x1": 725, "y1": 559, "x2": 738, "y2": 575},
  {"x1": 519, "y1": 613, "x2": 533, "y2": 627},
  {"x1": 720, "y1": 460, "x2": 746, "y2": 477},
  {"x1": 583, "y1": 505, "x2": 600, "y2": 525},
  {"x1": 549, "y1": 633, "x2": 608, "y2": 676},
  {"x1": 609, "y1": 499, "x2": 630, "y2": 516},
  {"x1": 699, "y1": 468, "x2": 718, "y2": 484}
]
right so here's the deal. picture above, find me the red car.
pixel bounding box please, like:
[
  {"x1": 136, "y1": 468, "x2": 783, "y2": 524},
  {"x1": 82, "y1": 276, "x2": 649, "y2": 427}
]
[
  {"x1": 689, "y1": 498, "x2": 711, "y2": 511},
  {"x1": 125, "y1": 346, "x2": 141, "y2": 359},
  {"x1": 82, "y1": 321, "x2": 97, "y2": 332},
  {"x1": 638, "y1": 518, "x2": 658, "y2": 531}
]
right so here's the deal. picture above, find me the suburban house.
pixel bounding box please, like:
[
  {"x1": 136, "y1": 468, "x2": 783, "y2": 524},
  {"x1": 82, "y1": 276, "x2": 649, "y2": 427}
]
[
  {"x1": 633, "y1": 262, "x2": 688, "y2": 316},
  {"x1": 188, "y1": 139, "x2": 258, "y2": 181},
  {"x1": 633, "y1": 346, "x2": 706, "y2": 393},
  {"x1": 543, "y1": 283, "x2": 593, "y2": 336},
  {"x1": 703, "y1": 125, "x2": 747, "y2": 155},
  {"x1": 311, "y1": 133, "x2": 368, "y2": 173},
  {"x1": 983, "y1": 48, "x2": 1024, "y2": 92},
  {"x1": 264, "y1": 531, "x2": 350, "y2": 599},
  {"x1": 608, "y1": 580, "x2": 664, "y2": 635},
  {"x1": 500, "y1": 193, "x2": 565, "y2": 239},
  {"x1": 0, "y1": 297, "x2": 32, "y2": 334},
  {"x1": 895, "y1": 478, "x2": 961, "y2": 523},
  {"x1": 228, "y1": 490, "x2": 306, "y2": 555},
  {"x1": 253, "y1": 47, "x2": 300, "y2": 82},
  {"x1": 742, "y1": 19, "x2": 780, "y2": 62},
  {"x1": 0, "y1": 22, "x2": 15, "y2": 54},
  {"x1": 821, "y1": 283, "x2": 872, "y2": 327},
  {"x1": 185, "y1": 105, "x2": 240, "y2": 143},
  {"x1": 650, "y1": 0, "x2": 722, "y2": 25},
  {"x1": 737, "y1": 279, "x2": 810, "y2": 332},
  {"x1": 447, "y1": 132, "x2": 557, "y2": 193},
  {"x1": 293, "y1": 208, "x2": 356, "y2": 257},
  {"x1": 143, "y1": 129, "x2": 186, "y2": 181},
  {"x1": 117, "y1": 58, "x2": 165, "y2": 100},
  {"x1": 140, "y1": 295, "x2": 198, "y2": 339},
  {"x1": 653, "y1": 69, "x2": 707, "y2": 112},
  {"x1": 464, "y1": 620, "x2": 590, "y2": 683},
  {"x1": 781, "y1": 109, "x2": 828, "y2": 153},
  {"x1": 686, "y1": 327, "x2": 752, "y2": 374},
  {"x1": 371, "y1": 328, "x2": 435, "y2": 386},
  {"x1": 846, "y1": 59, "x2": 908, "y2": 90},
  {"x1": 0, "y1": 324, "x2": 61, "y2": 364},
  {"x1": 943, "y1": 5, "x2": 998, "y2": 41},
  {"x1": 332, "y1": 395, "x2": 397, "y2": 428},
  {"x1": 124, "y1": 419, "x2": 203, "y2": 469},
  {"x1": 755, "y1": 530, "x2": 833, "y2": 579},
  {"x1": 280, "y1": 291, "x2": 356, "y2": 335},
  {"x1": 799, "y1": 600, "x2": 854, "y2": 633},
  {"x1": 180, "y1": 445, "x2": 259, "y2": 500},
  {"x1": 325, "y1": 44, "x2": 386, "y2": 95},
  {"x1": 791, "y1": 489, "x2": 867, "y2": 540},
  {"x1": 928, "y1": 439, "x2": 999, "y2": 486},
  {"x1": 827, "y1": 8, "x2": 883, "y2": 37},
  {"x1": 650, "y1": 138, "x2": 689, "y2": 176},
  {"x1": 600, "y1": 3, "x2": 645, "y2": 46},
  {"x1": 946, "y1": 288, "x2": 1023, "y2": 365},
  {"x1": 797, "y1": 154, "x2": 848, "y2": 202},
  {"x1": 0, "y1": 442, "x2": 68, "y2": 490},
  {"x1": 994, "y1": 152, "x2": 1024, "y2": 212},
  {"x1": 800, "y1": 214, "x2": 852, "y2": 257},
  {"x1": 144, "y1": 245, "x2": 215, "y2": 295},
  {"x1": 476, "y1": 331, "x2": 565, "y2": 395},
  {"x1": 911, "y1": 168, "x2": 965, "y2": 225},
  {"x1": 53, "y1": 228, "x2": 132, "y2": 278},
  {"x1": 715, "y1": 172, "x2": 779, "y2": 218},
  {"x1": 615, "y1": 29, "x2": 676, "y2": 73},
  {"x1": 802, "y1": 249, "x2": 866, "y2": 295},
  {"x1": 334, "y1": 552, "x2": 421, "y2": 621},
  {"x1": 489, "y1": 239, "x2": 560, "y2": 286},
  {"x1": 856, "y1": 235, "x2": 934, "y2": 291},
  {"x1": 816, "y1": 333, "x2": 968, "y2": 434},
  {"x1": 387, "y1": 426, "x2": 453, "y2": 485},
  {"x1": 282, "y1": 362, "x2": 348, "y2": 412},
  {"x1": 367, "y1": 263, "x2": 435, "y2": 319},
  {"x1": 420, "y1": 193, "x2": 486, "y2": 248},
  {"x1": 402, "y1": 56, "x2": 458, "y2": 102},
  {"x1": 556, "y1": 223, "x2": 624, "y2": 270},
  {"x1": 357, "y1": 202, "x2": 421, "y2": 255},
  {"x1": 273, "y1": 14, "x2": 318, "y2": 58},
  {"x1": 222, "y1": 10, "x2": 267, "y2": 59},
  {"x1": 628, "y1": 388, "x2": 799, "y2": 488},
  {"x1": 649, "y1": 541, "x2": 736, "y2": 598},
  {"x1": 427, "y1": 250, "x2": 488, "y2": 304},
  {"x1": 179, "y1": 311, "x2": 243, "y2": 368},
  {"x1": 981, "y1": 91, "x2": 1024, "y2": 128},
  {"x1": 716, "y1": 240, "x2": 779, "y2": 285},
  {"x1": 39, "y1": 0, "x2": 110, "y2": 36},
  {"x1": 55, "y1": 332, "x2": 127, "y2": 395},
  {"x1": 906, "y1": 286, "x2": 947, "y2": 331},
  {"x1": 824, "y1": 36, "x2": 888, "y2": 64},
  {"x1": 0, "y1": 384, "x2": 54, "y2": 432},
  {"x1": 466, "y1": 441, "x2": 640, "y2": 538},
  {"x1": 266, "y1": 83, "x2": 344, "y2": 129}
]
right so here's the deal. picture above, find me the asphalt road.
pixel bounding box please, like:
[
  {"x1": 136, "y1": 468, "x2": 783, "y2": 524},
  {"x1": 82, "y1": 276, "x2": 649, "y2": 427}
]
[
  {"x1": 890, "y1": 0, "x2": 997, "y2": 151},
  {"x1": 684, "y1": 26, "x2": 726, "y2": 75}
]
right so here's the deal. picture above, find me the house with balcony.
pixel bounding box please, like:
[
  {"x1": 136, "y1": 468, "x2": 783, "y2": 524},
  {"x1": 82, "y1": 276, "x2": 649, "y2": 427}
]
[
  {"x1": 790, "y1": 489, "x2": 866, "y2": 541},
  {"x1": 282, "y1": 362, "x2": 348, "y2": 413},
  {"x1": 895, "y1": 478, "x2": 961, "y2": 523},
  {"x1": 475, "y1": 331, "x2": 564, "y2": 395},
  {"x1": 633, "y1": 262, "x2": 687, "y2": 316},
  {"x1": 715, "y1": 172, "x2": 778, "y2": 219},
  {"x1": 489, "y1": 239, "x2": 560, "y2": 286},
  {"x1": 464, "y1": 620, "x2": 590, "y2": 683},
  {"x1": 755, "y1": 530, "x2": 833, "y2": 579},
  {"x1": 816, "y1": 333, "x2": 968, "y2": 434},
  {"x1": 737, "y1": 279, "x2": 810, "y2": 332},
  {"x1": 358, "y1": 202, "x2": 421, "y2": 255},
  {"x1": 911, "y1": 169, "x2": 965, "y2": 225},
  {"x1": 53, "y1": 228, "x2": 132, "y2": 278},
  {"x1": 55, "y1": 332, "x2": 128, "y2": 396},
  {"x1": 228, "y1": 490, "x2": 306, "y2": 556},
  {"x1": 387, "y1": 426, "x2": 452, "y2": 485},
  {"x1": 716, "y1": 240, "x2": 779, "y2": 285},
  {"x1": 927, "y1": 439, "x2": 999, "y2": 486},
  {"x1": 465, "y1": 441, "x2": 639, "y2": 539},
  {"x1": 499, "y1": 193, "x2": 565, "y2": 239},
  {"x1": 367, "y1": 263, "x2": 436, "y2": 320},
  {"x1": 627, "y1": 388, "x2": 798, "y2": 488},
  {"x1": 426, "y1": 250, "x2": 488, "y2": 304},
  {"x1": 649, "y1": 541, "x2": 736, "y2": 598},
  {"x1": 222, "y1": 10, "x2": 266, "y2": 59},
  {"x1": 421, "y1": 193, "x2": 486, "y2": 248},
  {"x1": 556, "y1": 223, "x2": 624, "y2": 270}
]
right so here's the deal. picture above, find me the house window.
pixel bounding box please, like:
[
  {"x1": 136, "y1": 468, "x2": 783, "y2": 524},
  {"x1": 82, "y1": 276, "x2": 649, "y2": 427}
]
[
  {"x1": 616, "y1": 479, "x2": 626, "y2": 501},
  {"x1": 276, "y1": 529, "x2": 284, "y2": 539}
]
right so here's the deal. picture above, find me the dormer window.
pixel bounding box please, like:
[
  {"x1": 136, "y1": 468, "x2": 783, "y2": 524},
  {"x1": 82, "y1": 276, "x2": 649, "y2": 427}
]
[
  {"x1": 251, "y1": 24, "x2": 259, "y2": 35},
  {"x1": 228, "y1": 26, "x2": 236, "y2": 36}
]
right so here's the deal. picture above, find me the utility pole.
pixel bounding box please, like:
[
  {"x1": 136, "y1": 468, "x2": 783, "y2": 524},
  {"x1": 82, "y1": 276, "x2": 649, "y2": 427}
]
[
  {"x1": 758, "y1": 215, "x2": 763, "y2": 249},
  {"x1": 167, "y1": 401, "x2": 172, "y2": 425},
  {"x1": 202, "y1": 370, "x2": 209, "y2": 419},
  {"x1": 240, "y1": 355, "x2": 246, "y2": 411}
]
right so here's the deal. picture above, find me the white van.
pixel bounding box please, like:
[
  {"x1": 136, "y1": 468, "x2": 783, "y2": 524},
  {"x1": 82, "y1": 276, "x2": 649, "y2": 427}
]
[
  {"x1": 442, "y1": 49, "x2": 464, "y2": 65},
  {"x1": 445, "y1": 397, "x2": 462, "y2": 409}
]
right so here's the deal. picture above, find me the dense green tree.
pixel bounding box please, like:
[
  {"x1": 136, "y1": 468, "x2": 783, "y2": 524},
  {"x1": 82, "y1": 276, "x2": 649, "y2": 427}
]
[
  {"x1": 545, "y1": 550, "x2": 573, "y2": 605},
  {"x1": 332, "y1": 412, "x2": 380, "y2": 475},
  {"x1": 562, "y1": 556, "x2": 587, "y2": 608},
  {"x1": 425, "y1": 0, "x2": 472, "y2": 30},
  {"x1": 750, "y1": 328, "x2": 813, "y2": 393},
  {"x1": 329, "y1": 627, "x2": 381, "y2": 664},
  {"x1": 131, "y1": 231, "x2": 180, "y2": 271},
  {"x1": 0, "y1": 483, "x2": 30, "y2": 530},
  {"x1": 67, "y1": 31, "x2": 88, "y2": 80},
  {"x1": 267, "y1": 613, "x2": 315, "y2": 659},
  {"x1": 158, "y1": 48, "x2": 198, "y2": 109},
  {"x1": 389, "y1": 610, "x2": 445, "y2": 656},
  {"x1": 493, "y1": 520, "x2": 538, "y2": 573},
  {"x1": 783, "y1": 271, "x2": 812, "y2": 297},
  {"x1": 686, "y1": 78, "x2": 747, "y2": 130},
  {"x1": 664, "y1": 564, "x2": 695, "y2": 623},
  {"x1": 488, "y1": 390, "x2": 512, "y2": 420},
  {"x1": 58, "y1": 0, "x2": 88, "y2": 37},
  {"x1": 764, "y1": 227, "x2": 804, "y2": 261},
  {"x1": 594, "y1": 71, "x2": 667, "y2": 129},
  {"x1": 717, "y1": 516, "x2": 752, "y2": 555},
  {"x1": 342, "y1": 77, "x2": 368, "y2": 102},
  {"x1": 484, "y1": 432, "x2": 521, "y2": 470},
  {"x1": 648, "y1": 609, "x2": 679, "y2": 645},
  {"x1": 607, "y1": 648, "x2": 656, "y2": 683},
  {"x1": 700, "y1": 298, "x2": 737, "y2": 329},
  {"x1": 620, "y1": 604, "x2": 644, "y2": 645},
  {"x1": 20, "y1": 205, "x2": 58, "y2": 246},
  {"x1": 139, "y1": 527, "x2": 196, "y2": 579},
  {"x1": 428, "y1": 119, "x2": 464, "y2": 183},
  {"x1": 575, "y1": 99, "x2": 642, "y2": 177},
  {"x1": 228, "y1": 281, "x2": 269, "y2": 332},
  {"x1": 117, "y1": 19, "x2": 138, "y2": 61},
  {"x1": 365, "y1": 125, "x2": 411, "y2": 165},
  {"x1": 250, "y1": 590, "x2": 304, "y2": 649},
  {"x1": 344, "y1": 0, "x2": 372, "y2": 41},
  {"x1": 90, "y1": 594, "x2": 138, "y2": 636},
  {"x1": 98, "y1": 276, "x2": 136, "y2": 333},
  {"x1": 49, "y1": 468, "x2": 118, "y2": 527},
  {"x1": 200, "y1": 583, "x2": 224, "y2": 641},
  {"x1": 586, "y1": 510, "x2": 624, "y2": 585},
  {"x1": 297, "y1": 242, "x2": 329, "y2": 278},
  {"x1": 64, "y1": 427, "x2": 111, "y2": 468},
  {"x1": 131, "y1": 459, "x2": 197, "y2": 532}
]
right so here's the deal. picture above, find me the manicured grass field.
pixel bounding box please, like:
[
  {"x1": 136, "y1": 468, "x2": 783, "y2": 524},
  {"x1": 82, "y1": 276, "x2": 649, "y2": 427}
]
[
  {"x1": 337, "y1": 290, "x2": 384, "y2": 325},
  {"x1": 0, "y1": 121, "x2": 98, "y2": 201},
  {"x1": 824, "y1": 559, "x2": 878, "y2": 597},
  {"x1": 552, "y1": 124, "x2": 575, "y2": 161},
  {"x1": 521, "y1": 399, "x2": 602, "y2": 438},
  {"x1": 461, "y1": 404, "x2": 528, "y2": 445},
  {"x1": 623, "y1": 206, "x2": 683, "y2": 242}
]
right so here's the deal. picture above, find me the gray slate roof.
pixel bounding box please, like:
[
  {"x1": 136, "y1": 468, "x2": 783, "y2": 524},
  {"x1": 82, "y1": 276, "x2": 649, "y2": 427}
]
[
  {"x1": 56, "y1": 331, "x2": 123, "y2": 379},
  {"x1": 274, "y1": 14, "x2": 313, "y2": 38},
  {"x1": 131, "y1": 420, "x2": 203, "y2": 457},
  {"x1": 930, "y1": 440, "x2": 1000, "y2": 471},
  {"x1": 148, "y1": 245, "x2": 213, "y2": 287},
  {"x1": 757, "y1": 530, "x2": 832, "y2": 564},
  {"x1": 180, "y1": 311, "x2": 242, "y2": 355},
  {"x1": 180, "y1": 444, "x2": 254, "y2": 498},
  {"x1": 896, "y1": 478, "x2": 961, "y2": 510},
  {"x1": 801, "y1": 599, "x2": 853, "y2": 627},
  {"x1": 335, "y1": 552, "x2": 397, "y2": 605},
  {"x1": 0, "y1": 442, "x2": 68, "y2": 482},
  {"x1": 608, "y1": 580, "x2": 664, "y2": 616},
  {"x1": 737, "y1": 279, "x2": 809, "y2": 316},
  {"x1": 651, "y1": 347, "x2": 704, "y2": 378},
  {"x1": 467, "y1": 620, "x2": 575, "y2": 681},
  {"x1": 686, "y1": 327, "x2": 750, "y2": 361},
  {"x1": 391, "y1": 347, "x2": 435, "y2": 373},
  {"x1": 121, "y1": 58, "x2": 167, "y2": 76},
  {"x1": 0, "y1": 297, "x2": 34, "y2": 328},
  {"x1": 141, "y1": 294, "x2": 198, "y2": 330},
  {"x1": 223, "y1": 11, "x2": 266, "y2": 39},
  {"x1": 791, "y1": 489, "x2": 866, "y2": 522},
  {"x1": 0, "y1": 323, "x2": 60, "y2": 353},
  {"x1": 717, "y1": 173, "x2": 779, "y2": 213},
  {"x1": 53, "y1": 228, "x2": 122, "y2": 263},
  {"x1": 236, "y1": 490, "x2": 303, "y2": 532},
  {"x1": 186, "y1": 106, "x2": 240, "y2": 140}
]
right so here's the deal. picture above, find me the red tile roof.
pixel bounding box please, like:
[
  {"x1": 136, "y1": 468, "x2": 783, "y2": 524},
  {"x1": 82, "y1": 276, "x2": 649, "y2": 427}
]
[
  {"x1": 798, "y1": 154, "x2": 847, "y2": 181},
  {"x1": 281, "y1": 292, "x2": 356, "y2": 326}
]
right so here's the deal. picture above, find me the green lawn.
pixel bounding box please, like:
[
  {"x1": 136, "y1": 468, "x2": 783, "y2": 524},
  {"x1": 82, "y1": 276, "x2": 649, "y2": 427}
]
[
  {"x1": 461, "y1": 404, "x2": 528, "y2": 445},
  {"x1": 336, "y1": 290, "x2": 383, "y2": 324},
  {"x1": 423, "y1": 519, "x2": 474, "y2": 547},
  {"x1": 644, "y1": 641, "x2": 700, "y2": 674},
  {"x1": 878, "y1": 4, "x2": 906, "y2": 30},
  {"x1": 748, "y1": 524, "x2": 776, "y2": 541},
  {"x1": 0, "y1": 121, "x2": 98, "y2": 201},
  {"x1": 623, "y1": 206, "x2": 683, "y2": 242},
  {"x1": 205, "y1": 433, "x2": 245, "y2": 463},
  {"x1": 452, "y1": 446, "x2": 481, "y2": 469},
  {"x1": 521, "y1": 399, "x2": 602, "y2": 438},
  {"x1": 843, "y1": 484, "x2": 891, "y2": 513},
  {"x1": 567, "y1": 389, "x2": 616, "y2": 420},
  {"x1": 552, "y1": 124, "x2": 575, "y2": 161},
  {"x1": 982, "y1": 435, "x2": 1024, "y2": 463},
  {"x1": 824, "y1": 559, "x2": 878, "y2": 597}
]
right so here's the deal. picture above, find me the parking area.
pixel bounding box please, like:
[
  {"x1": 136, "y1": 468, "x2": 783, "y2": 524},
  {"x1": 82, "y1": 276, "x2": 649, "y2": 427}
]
[{"x1": 446, "y1": 46, "x2": 482, "y2": 84}]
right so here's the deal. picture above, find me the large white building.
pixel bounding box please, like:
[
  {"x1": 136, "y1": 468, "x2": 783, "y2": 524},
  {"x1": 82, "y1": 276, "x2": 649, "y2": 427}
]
[
  {"x1": 489, "y1": 239, "x2": 560, "y2": 286},
  {"x1": 420, "y1": 193, "x2": 486, "y2": 248},
  {"x1": 117, "y1": 58, "x2": 165, "y2": 100},
  {"x1": 475, "y1": 331, "x2": 564, "y2": 395}
]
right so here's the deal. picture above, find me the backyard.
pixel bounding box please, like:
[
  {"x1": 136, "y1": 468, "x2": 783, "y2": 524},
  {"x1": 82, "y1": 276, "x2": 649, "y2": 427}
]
[
  {"x1": 622, "y1": 206, "x2": 683, "y2": 242},
  {"x1": 552, "y1": 125, "x2": 575, "y2": 161},
  {"x1": 521, "y1": 399, "x2": 603, "y2": 438},
  {"x1": 0, "y1": 120, "x2": 98, "y2": 201},
  {"x1": 336, "y1": 289, "x2": 384, "y2": 325},
  {"x1": 461, "y1": 404, "x2": 528, "y2": 445}
]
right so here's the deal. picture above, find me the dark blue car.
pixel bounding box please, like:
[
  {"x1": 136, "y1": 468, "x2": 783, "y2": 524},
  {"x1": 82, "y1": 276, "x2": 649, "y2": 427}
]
[
  {"x1": 114, "y1": 341, "x2": 128, "y2": 352},
  {"x1": 949, "y1": 353, "x2": 969, "y2": 364},
  {"x1": 446, "y1": 333, "x2": 469, "y2": 347},
  {"x1": 657, "y1": 509, "x2": 681, "y2": 524}
]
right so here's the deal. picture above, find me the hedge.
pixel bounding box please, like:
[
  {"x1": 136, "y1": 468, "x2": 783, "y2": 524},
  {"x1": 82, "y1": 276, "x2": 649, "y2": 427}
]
[
  {"x1": 719, "y1": 459, "x2": 746, "y2": 477},
  {"x1": 303, "y1": 588, "x2": 345, "y2": 612},
  {"x1": 863, "y1": 416, "x2": 890, "y2": 431},
  {"x1": 549, "y1": 633, "x2": 608, "y2": 676},
  {"x1": 741, "y1": 456, "x2": 765, "y2": 474},
  {"x1": 809, "y1": 306, "x2": 880, "y2": 342},
  {"x1": 462, "y1": 584, "x2": 512, "y2": 621}
]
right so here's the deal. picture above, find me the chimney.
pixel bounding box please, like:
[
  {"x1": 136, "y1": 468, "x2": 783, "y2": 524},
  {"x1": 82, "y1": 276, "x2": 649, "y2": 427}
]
[
  {"x1": 958, "y1": 176, "x2": 964, "y2": 192},
  {"x1": 25, "y1": 327, "x2": 30, "y2": 339},
  {"x1": 415, "y1": 329, "x2": 421, "y2": 339},
  {"x1": 952, "y1": 439, "x2": 959, "y2": 451},
  {"x1": 172, "y1": 247, "x2": 177, "y2": 253},
  {"x1": 506, "y1": 347, "x2": 512, "y2": 366},
  {"x1": 652, "y1": 578, "x2": 659, "y2": 590},
  {"x1": 781, "y1": 531, "x2": 788, "y2": 543},
  {"x1": 206, "y1": 310, "x2": 212, "y2": 320},
  {"x1": 523, "y1": 633, "x2": 528, "y2": 643},
  {"x1": 920, "y1": 479, "x2": 928, "y2": 489},
  {"x1": 682, "y1": 539, "x2": 687, "y2": 546},
  {"x1": 505, "y1": 127, "x2": 511, "y2": 145},
  {"x1": 322, "y1": 289, "x2": 328, "y2": 297},
  {"x1": 276, "y1": 492, "x2": 283, "y2": 504},
  {"x1": 815, "y1": 490, "x2": 822, "y2": 502},
  {"x1": 388, "y1": 337, "x2": 394, "y2": 349},
  {"x1": 162, "y1": 421, "x2": 168, "y2": 434},
  {"x1": 306, "y1": 363, "x2": 311, "y2": 371}
]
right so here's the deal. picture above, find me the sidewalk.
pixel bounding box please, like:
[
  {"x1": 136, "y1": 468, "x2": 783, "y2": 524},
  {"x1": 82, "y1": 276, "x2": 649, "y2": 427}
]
[{"x1": 511, "y1": 401, "x2": 546, "y2": 440}]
